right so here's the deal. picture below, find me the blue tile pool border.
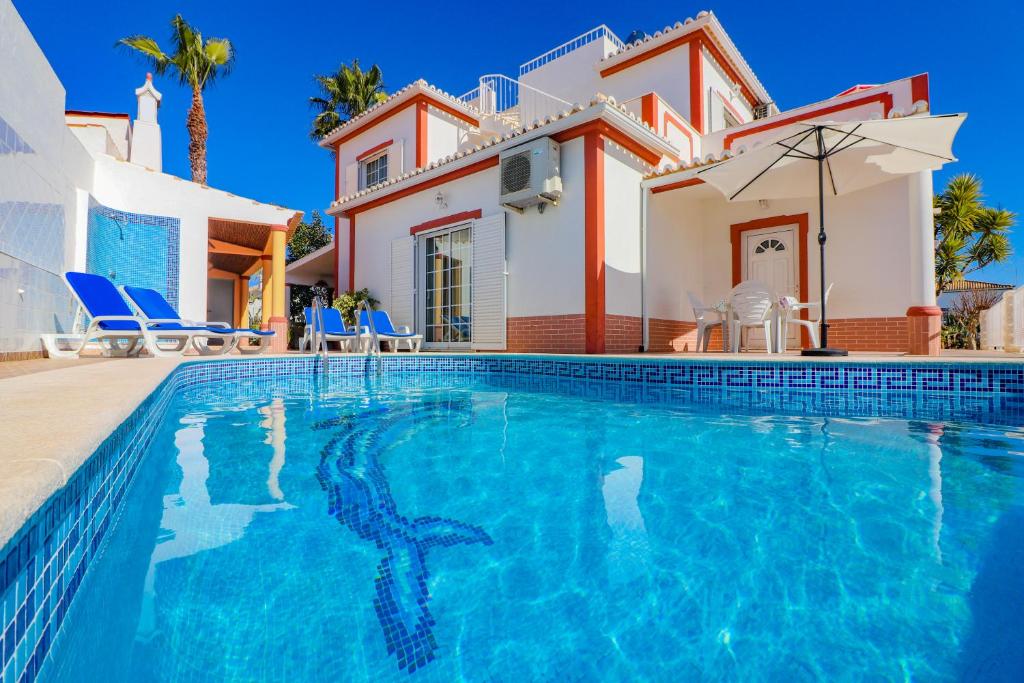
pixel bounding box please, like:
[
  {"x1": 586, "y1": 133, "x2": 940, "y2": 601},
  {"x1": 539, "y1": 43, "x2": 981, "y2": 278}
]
[{"x1": 3, "y1": 353, "x2": 1023, "y2": 682}]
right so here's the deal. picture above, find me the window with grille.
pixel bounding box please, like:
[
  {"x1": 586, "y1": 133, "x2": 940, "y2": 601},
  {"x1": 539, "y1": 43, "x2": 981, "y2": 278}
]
[{"x1": 361, "y1": 152, "x2": 388, "y2": 189}]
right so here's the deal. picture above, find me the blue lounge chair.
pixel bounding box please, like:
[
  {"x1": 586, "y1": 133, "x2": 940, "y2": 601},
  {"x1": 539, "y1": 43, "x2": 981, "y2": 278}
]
[
  {"x1": 122, "y1": 285, "x2": 274, "y2": 355},
  {"x1": 300, "y1": 307, "x2": 358, "y2": 352},
  {"x1": 358, "y1": 310, "x2": 422, "y2": 352},
  {"x1": 41, "y1": 272, "x2": 199, "y2": 358}
]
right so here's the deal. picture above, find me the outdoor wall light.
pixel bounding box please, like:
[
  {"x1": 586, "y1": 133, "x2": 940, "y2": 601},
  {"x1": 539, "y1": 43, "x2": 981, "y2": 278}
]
[
  {"x1": 758, "y1": 199, "x2": 770, "y2": 210},
  {"x1": 435, "y1": 191, "x2": 447, "y2": 210}
]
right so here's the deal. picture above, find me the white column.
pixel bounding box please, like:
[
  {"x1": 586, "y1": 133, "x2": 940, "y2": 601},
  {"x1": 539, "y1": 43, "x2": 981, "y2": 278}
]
[{"x1": 909, "y1": 170, "x2": 937, "y2": 306}]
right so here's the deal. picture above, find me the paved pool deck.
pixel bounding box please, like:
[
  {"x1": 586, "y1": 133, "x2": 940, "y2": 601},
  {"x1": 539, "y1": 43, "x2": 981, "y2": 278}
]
[{"x1": 1, "y1": 348, "x2": 1022, "y2": 549}]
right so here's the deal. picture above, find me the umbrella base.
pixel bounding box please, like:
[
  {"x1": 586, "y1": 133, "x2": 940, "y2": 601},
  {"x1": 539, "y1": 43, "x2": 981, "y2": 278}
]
[{"x1": 801, "y1": 347, "x2": 849, "y2": 357}]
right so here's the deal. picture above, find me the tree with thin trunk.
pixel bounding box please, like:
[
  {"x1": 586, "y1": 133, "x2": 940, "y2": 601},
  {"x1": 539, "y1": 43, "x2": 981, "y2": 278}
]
[
  {"x1": 934, "y1": 173, "x2": 1015, "y2": 297},
  {"x1": 117, "y1": 15, "x2": 234, "y2": 185},
  {"x1": 309, "y1": 60, "x2": 387, "y2": 143}
]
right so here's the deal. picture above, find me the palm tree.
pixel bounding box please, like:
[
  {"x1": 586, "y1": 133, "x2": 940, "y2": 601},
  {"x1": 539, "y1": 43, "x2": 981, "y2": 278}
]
[
  {"x1": 118, "y1": 15, "x2": 234, "y2": 185},
  {"x1": 309, "y1": 60, "x2": 387, "y2": 142},
  {"x1": 933, "y1": 173, "x2": 1014, "y2": 296}
]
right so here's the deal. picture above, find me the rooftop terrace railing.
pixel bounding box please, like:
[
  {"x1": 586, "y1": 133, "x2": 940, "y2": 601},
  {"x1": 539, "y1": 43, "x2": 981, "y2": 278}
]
[
  {"x1": 519, "y1": 25, "x2": 625, "y2": 77},
  {"x1": 458, "y1": 75, "x2": 571, "y2": 130}
]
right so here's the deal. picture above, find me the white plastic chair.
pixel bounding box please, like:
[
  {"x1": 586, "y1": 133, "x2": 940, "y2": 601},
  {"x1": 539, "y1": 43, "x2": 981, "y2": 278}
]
[
  {"x1": 729, "y1": 280, "x2": 775, "y2": 353},
  {"x1": 687, "y1": 292, "x2": 724, "y2": 352},
  {"x1": 779, "y1": 283, "x2": 833, "y2": 352}
]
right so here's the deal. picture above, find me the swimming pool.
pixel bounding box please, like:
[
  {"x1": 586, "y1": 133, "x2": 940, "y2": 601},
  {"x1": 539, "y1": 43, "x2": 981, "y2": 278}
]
[{"x1": 7, "y1": 357, "x2": 1024, "y2": 681}]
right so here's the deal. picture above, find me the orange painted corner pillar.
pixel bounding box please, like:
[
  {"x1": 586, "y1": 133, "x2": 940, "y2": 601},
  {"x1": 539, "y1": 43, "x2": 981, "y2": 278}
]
[
  {"x1": 238, "y1": 275, "x2": 250, "y2": 329},
  {"x1": 268, "y1": 224, "x2": 289, "y2": 352},
  {"x1": 688, "y1": 37, "x2": 704, "y2": 134},
  {"x1": 260, "y1": 253, "x2": 273, "y2": 329},
  {"x1": 584, "y1": 131, "x2": 606, "y2": 354}
]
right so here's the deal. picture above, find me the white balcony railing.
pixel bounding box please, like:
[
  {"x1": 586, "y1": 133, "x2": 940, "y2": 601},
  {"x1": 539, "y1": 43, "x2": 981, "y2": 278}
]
[
  {"x1": 519, "y1": 25, "x2": 625, "y2": 76},
  {"x1": 458, "y1": 75, "x2": 571, "y2": 131}
]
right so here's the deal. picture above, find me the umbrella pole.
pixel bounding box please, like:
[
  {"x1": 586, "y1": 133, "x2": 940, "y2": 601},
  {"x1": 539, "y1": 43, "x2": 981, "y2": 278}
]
[{"x1": 802, "y1": 127, "x2": 848, "y2": 357}]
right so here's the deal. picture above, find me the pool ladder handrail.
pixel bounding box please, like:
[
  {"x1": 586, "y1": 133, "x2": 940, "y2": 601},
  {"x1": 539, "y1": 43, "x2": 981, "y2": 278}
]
[
  {"x1": 354, "y1": 300, "x2": 383, "y2": 375},
  {"x1": 310, "y1": 297, "x2": 330, "y2": 374}
]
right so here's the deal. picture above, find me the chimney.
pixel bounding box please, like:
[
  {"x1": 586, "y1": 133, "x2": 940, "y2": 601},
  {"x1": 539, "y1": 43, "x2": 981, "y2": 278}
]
[{"x1": 129, "y1": 73, "x2": 163, "y2": 171}]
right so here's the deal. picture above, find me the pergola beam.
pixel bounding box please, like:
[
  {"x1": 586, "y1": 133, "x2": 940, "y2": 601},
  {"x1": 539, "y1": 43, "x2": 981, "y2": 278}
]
[
  {"x1": 208, "y1": 237, "x2": 262, "y2": 256},
  {"x1": 207, "y1": 265, "x2": 237, "y2": 280}
]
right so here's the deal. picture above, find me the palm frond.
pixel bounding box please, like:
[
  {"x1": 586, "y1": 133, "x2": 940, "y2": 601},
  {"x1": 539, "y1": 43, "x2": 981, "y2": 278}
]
[{"x1": 116, "y1": 36, "x2": 170, "y2": 74}]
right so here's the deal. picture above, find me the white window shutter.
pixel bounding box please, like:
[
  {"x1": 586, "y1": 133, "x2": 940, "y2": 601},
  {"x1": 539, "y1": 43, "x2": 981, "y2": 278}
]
[
  {"x1": 345, "y1": 162, "x2": 358, "y2": 195},
  {"x1": 471, "y1": 213, "x2": 506, "y2": 350},
  {"x1": 389, "y1": 139, "x2": 404, "y2": 177},
  {"x1": 389, "y1": 236, "x2": 415, "y2": 329}
]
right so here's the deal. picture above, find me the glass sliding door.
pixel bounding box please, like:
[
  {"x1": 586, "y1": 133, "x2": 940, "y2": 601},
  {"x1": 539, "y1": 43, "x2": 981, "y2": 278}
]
[{"x1": 421, "y1": 225, "x2": 471, "y2": 348}]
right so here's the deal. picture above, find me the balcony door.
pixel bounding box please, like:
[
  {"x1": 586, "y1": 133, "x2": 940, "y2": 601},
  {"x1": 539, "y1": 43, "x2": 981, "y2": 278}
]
[{"x1": 418, "y1": 225, "x2": 472, "y2": 348}]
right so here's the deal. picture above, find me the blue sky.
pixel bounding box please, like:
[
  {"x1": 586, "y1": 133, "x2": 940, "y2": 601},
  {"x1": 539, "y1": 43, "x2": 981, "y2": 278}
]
[{"x1": 15, "y1": 0, "x2": 1023, "y2": 283}]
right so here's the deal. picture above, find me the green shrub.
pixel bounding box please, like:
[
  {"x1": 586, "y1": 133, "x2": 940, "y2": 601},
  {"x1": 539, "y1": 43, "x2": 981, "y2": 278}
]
[{"x1": 332, "y1": 288, "x2": 379, "y2": 327}]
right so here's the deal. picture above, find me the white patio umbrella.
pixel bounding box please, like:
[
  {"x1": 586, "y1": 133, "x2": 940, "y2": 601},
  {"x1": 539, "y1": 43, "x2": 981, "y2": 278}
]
[{"x1": 697, "y1": 113, "x2": 966, "y2": 356}]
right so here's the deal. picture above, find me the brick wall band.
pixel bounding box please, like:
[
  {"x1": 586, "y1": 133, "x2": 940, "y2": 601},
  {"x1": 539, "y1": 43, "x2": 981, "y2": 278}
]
[
  {"x1": 605, "y1": 315, "x2": 643, "y2": 353},
  {"x1": 507, "y1": 314, "x2": 913, "y2": 354},
  {"x1": 647, "y1": 316, "x2": 911, "y2": 353},
  {"x1": 825, "y1": 317, "x2": 908, "y2": 352},
  {"x1": 506, "y1": 315, "x2": 586, "y2": 353}
]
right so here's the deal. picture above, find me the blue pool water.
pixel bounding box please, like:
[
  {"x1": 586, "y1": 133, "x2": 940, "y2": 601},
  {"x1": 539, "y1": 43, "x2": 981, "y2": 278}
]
[{"x1": 42, "y1": 372, "x2": 1024, "y2": 681}]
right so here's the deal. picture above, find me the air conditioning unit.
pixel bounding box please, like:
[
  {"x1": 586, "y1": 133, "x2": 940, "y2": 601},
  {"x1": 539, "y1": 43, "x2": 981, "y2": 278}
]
[{"x1": 499, "y1": 137, "x2": 562, "y2": 213}]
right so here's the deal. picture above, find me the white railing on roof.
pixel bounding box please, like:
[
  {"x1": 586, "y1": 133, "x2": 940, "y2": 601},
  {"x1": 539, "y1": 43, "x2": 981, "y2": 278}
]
[
  {"x1": 458, "y1": 75, "x2": 571, "y2": 130},
  {"x1": 519, "y1": 25, "x2": 625, "y2": 76}
]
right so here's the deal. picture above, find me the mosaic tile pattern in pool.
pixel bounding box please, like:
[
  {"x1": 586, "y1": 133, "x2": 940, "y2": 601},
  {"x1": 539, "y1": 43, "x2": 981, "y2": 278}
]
[{"x1": 314, "y1": 399, "x2": 492, "y2": 673}]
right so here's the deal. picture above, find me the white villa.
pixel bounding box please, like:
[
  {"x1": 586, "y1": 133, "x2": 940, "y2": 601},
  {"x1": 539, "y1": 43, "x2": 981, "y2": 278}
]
[
  {"x1": 286, "y1": 11, "x2": 943, "y2": 355},
  {"x1": 0, "y1": 0, "x2": 300, "y2": 359}
]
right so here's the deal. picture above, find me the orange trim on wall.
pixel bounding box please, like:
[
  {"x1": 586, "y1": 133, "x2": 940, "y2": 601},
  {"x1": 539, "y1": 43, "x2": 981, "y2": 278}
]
[
  {"x1": 331, "y1": 93, "x2": 479, "y2": 149},
  {"x1": 724, "y1": 92, "x2": 894, "y2": 150},
  {"x1": 409, "y1": 209, "x2": 482, "y2": 235},
  {"x1": 348, "y1": 214, "x2": 356, "y2": 291},
  {"x1": 356, "y1": 139, "x2": 394, "y2": 161},
  {"x1": 689, "y1": 38, "x2": 704, "y2": 134},
  {"x1": 415, "y1": 100, "x2": 428, "y2": 168},
  {"x1": 730, "y1": 213, "x2": 811, "y2": 346},
  {"x1": 551, "y1": 119, "x2": 662, "y2": 166},
  {"x1": 601, "y1": 32, "x2": 699, "y2": 77},
  {"x1": 640, "y1": 93, "x2": 657, "y2": 129},
  {"x1": 333, "y1": 218, "x2": 340, "y2": 289},
  {"x1": 65, "y1": 110, "x2": 130, "y2": 119},
  {"x1": 663, "y1": 110, "x2": 694, "y2": 158},
  {"x1": 640, "y1": 93, "x2": 693, "y2": 159},
  {"x1": 599, "y1": 29, "x2": 758, "y2": 107},
  {"x1": 339, "y1": 118, "x2": 665, "y2": 220},
  {"x1": 427, "y1": 98, "x2": 479, "y2": 127},
  {"x1": 650, "y1": 177, "x2": 704, "y2": 194},
  {"x1": 343, "y1": 156, "x2": 500, "y2": 217},
  {"x1": 333, "y1": 141, "x2": 341, "y2": 290},
  {"x1": 910, "y1": 73, "x2": 929, "y2": 105},
  {"x1": 715, "y1": 90, "x2": 746, "y2": 124},
  {"x1": 700, "y1": 36, "x2": 757, "y2": 108},
  {"x1": 584, "y1": 131, "x2": 606, "y2": 354}
]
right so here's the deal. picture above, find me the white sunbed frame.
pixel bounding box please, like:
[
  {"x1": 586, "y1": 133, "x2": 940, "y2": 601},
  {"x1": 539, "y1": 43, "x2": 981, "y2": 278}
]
[
  {"x1": 41, "y1": 313, "x2": 195, "y2": 359},
  {"x1": 358, "y1": 326, "x2": 423, "y2": 353},
  {"x1": 298, "y1": 325, "x2": 358, "y2": 353},
  {"x1": 119, "y1": 286, "x2": 274, "y2": 356}
]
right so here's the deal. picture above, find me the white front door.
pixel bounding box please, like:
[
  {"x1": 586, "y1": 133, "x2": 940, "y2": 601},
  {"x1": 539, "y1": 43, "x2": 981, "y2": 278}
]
[{"x1": 742, "y1": 226, "x2": 799, "y2": 348}]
